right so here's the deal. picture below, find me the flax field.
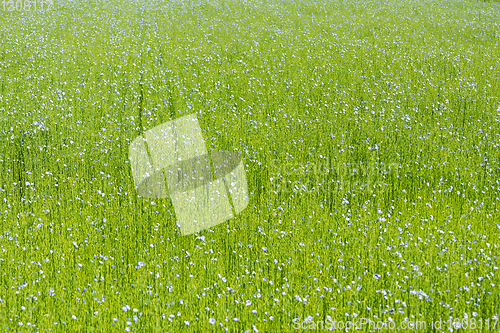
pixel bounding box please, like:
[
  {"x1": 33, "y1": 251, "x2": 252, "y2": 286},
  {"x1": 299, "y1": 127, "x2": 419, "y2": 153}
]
[{"x1": 1, "y1": 0, "x2": 500, "y2": 331}]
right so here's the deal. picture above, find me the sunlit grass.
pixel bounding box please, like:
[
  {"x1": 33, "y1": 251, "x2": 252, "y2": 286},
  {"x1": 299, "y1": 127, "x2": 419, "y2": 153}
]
[{"x1": 1, "y1": 0, "x2": 500, "y2": 331}]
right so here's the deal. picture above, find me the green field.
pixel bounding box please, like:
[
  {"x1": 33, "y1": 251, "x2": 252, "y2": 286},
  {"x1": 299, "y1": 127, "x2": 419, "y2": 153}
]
[{"x1": 1, "y1": 0, "x2": 500, "y2": 331}]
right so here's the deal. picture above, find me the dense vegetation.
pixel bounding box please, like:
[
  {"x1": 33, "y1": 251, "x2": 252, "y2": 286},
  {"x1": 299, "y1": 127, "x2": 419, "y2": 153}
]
[{"x1": 1, "y1": 0, "x2": 500, "y2": 331}]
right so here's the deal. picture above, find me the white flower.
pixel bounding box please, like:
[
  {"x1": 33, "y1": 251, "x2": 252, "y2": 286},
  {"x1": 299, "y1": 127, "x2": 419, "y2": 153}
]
[{"x1": 209, "y1": 318, "x2": 216, "y2": 324}]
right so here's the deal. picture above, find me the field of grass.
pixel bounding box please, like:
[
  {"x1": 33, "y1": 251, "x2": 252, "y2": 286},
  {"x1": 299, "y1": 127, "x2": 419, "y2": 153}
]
[{"x1": 1, "y1": 0, "x2": 500, "y2": 331}]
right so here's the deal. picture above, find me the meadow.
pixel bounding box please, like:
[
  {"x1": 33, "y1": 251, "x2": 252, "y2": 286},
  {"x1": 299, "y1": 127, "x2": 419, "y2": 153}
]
[{"x1": 1, "y1": 0, "x2": 500, "y2": 331}]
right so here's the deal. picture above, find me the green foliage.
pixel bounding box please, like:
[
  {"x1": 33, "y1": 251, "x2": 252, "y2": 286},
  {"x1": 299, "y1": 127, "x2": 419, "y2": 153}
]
[{"x1": 0, "y1": 0, "x2": 500, "y2": 331}]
